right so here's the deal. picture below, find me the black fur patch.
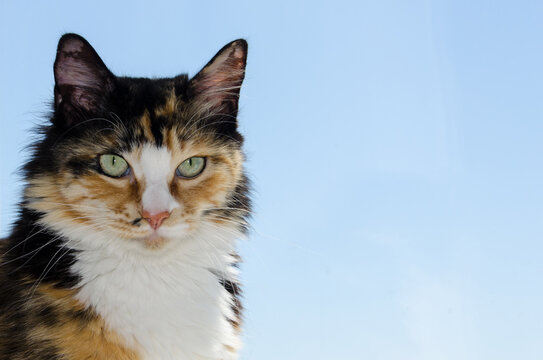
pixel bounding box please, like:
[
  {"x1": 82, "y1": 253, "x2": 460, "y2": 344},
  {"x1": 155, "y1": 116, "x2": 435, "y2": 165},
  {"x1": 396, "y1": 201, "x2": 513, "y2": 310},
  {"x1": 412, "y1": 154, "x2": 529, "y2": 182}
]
[
  {"x1": 2, "y1": 209, "x2": 79, "y2": 288},
  {"x1": 219, "y1": 277, "x2": 243, "y2": 329}
]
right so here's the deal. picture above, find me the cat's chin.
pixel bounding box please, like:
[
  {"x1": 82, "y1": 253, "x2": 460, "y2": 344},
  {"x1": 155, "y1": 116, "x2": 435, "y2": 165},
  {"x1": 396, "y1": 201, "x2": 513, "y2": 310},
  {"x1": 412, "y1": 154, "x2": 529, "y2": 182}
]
[
  {"x1": 142, "y1": 232, "x2": 168, "y2": 249},
  {"x1": 135, "y1": 223, "x2": 193, "y2": 250}
]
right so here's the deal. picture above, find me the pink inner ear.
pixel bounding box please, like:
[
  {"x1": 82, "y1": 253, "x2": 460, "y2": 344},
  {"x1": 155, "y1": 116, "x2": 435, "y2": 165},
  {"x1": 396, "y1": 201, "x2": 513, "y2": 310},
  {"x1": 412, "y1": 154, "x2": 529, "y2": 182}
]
[
  {"x1": 202, "y1": 45, "x2": 245, "y2": 78},
  {"x1": 192, "y1": 41, "x2": 247, "y2": 110},
  {"x1": 61, "y1": 37, "x2": 85, "y2": 54},
  {"x1": 54, "y1": 87, "x2": 96, "y2": 111},
  {"x1": 55, "y1": 36, "x2": 108, "y2": 91},
  {"x1": 54, "y1": 36, "x2": 113, "y2": 112},
  {"x1": 56, "y1": 54, "x2": 103, "y2": 90}
]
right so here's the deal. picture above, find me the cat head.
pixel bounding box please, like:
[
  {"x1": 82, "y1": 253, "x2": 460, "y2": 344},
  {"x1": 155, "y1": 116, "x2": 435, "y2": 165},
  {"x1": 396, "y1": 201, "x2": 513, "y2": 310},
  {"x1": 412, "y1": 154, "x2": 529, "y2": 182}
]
[{"x1": 24, "y1": 34, "x2": 250, "y2": 252}]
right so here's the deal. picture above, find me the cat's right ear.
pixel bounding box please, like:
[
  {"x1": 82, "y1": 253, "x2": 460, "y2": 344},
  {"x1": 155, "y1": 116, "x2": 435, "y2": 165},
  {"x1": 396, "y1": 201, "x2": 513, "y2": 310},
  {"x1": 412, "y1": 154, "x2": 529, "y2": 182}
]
[{"x1": 53, "y1": 34, "x2": 115, "y2": 127}]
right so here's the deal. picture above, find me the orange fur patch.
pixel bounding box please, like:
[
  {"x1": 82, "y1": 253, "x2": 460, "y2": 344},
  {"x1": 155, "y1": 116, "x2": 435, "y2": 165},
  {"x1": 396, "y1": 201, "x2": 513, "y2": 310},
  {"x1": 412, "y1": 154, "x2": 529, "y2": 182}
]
[
  {"x1": 154, "y1": 89, "x2": 178, "y2": 118},
  {"x1": 29, "y1": 284, "x2": 140, "y2": 360},
  {"x1": 138, "y1": 109, "x2": 155, "y2": 142}
]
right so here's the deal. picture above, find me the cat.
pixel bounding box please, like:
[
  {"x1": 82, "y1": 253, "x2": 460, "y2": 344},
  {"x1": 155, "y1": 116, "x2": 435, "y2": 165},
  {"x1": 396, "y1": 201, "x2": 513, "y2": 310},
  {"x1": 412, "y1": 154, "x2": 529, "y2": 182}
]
[{"x1": 0, "y1": 33, "x2": 250, "y2": 360}]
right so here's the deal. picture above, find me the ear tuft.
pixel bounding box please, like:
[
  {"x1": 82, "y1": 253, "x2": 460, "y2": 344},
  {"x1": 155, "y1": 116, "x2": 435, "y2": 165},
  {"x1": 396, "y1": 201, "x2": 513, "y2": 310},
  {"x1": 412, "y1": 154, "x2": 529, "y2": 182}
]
[
  {"x1": 190, "y1": 39, "x2": 248, "y2": 116},
  {"x1": 54, "y1": 34, "x2": 115, "y2": 124}
]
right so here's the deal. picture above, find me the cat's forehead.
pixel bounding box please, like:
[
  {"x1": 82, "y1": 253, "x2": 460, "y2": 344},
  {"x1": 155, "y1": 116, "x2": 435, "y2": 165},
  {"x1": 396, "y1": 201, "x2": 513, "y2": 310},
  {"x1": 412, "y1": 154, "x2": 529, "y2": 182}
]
[
  {"x1": 134, "y1": 144, "x2": 174, "y2": 182},
  {"x1": 112, "y1": 84, "x2": 219, "y2": 149},
  {"x1": 126, "y1": 88, "x2": 180, "y2": 146}
]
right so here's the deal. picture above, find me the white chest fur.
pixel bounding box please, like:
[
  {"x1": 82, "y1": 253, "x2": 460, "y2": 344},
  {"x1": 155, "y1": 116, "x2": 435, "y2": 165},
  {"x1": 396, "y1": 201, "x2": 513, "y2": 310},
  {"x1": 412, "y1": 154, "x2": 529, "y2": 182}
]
[{"x1": 71, "y1": 224, "x2": 242, "y2": 360}]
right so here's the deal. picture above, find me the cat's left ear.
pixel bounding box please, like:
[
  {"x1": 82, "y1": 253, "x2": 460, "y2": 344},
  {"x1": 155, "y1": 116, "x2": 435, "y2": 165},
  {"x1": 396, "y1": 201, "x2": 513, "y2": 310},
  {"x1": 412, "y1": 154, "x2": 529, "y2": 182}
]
[
  {"x1": 189, "y1": 39, "x2": 247, "y2": 117},
  {"x1": 53, "y1": 34, "x2": 115, "y2": 126}
]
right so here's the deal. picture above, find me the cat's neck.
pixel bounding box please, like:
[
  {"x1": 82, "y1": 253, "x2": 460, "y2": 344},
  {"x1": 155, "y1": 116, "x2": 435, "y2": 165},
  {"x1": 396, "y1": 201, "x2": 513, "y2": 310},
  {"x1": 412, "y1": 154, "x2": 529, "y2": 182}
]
[{"x1": 69, "y1": 222, "x2": 243, "y2": 360}]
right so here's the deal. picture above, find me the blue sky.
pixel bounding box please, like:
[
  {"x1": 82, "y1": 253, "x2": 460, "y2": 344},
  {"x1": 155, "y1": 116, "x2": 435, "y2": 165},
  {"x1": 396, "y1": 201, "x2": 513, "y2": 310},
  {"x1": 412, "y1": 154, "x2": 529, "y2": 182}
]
[{"x1": 1, "y1": 1, "x2": 543, "y2": 359}]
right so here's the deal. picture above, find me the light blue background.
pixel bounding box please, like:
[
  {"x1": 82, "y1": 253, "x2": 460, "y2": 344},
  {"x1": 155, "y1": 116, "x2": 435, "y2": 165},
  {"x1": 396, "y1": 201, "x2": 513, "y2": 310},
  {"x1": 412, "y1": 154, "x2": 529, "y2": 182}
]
[{"x1": 1, "y1": 1, "x2": 543, "y2": 359}]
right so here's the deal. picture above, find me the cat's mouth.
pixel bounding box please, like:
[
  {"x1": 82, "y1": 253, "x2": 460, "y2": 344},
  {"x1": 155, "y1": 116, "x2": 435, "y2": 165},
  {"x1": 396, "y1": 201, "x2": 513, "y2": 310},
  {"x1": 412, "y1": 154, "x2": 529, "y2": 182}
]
[{"x1": 124, "y1": 215, "x2": 194, "y2": 249}]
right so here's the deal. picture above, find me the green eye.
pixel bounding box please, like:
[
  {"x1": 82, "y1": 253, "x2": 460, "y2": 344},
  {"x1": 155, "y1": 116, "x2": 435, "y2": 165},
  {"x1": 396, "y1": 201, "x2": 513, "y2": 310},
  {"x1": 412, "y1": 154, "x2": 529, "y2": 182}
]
[
  {"x1": 176, "y1": 157, "x2": 206, "y2": 178},
  {"x1": 99, "y1": 154, "x2": 130, "y2": 177}
]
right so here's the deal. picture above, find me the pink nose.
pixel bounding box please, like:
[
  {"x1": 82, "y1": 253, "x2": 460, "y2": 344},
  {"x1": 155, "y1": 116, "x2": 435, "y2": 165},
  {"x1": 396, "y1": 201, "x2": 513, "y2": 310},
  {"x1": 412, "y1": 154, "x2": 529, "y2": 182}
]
[{"x1": 142, "y1": 210, "x2": 170, "y2": 230}]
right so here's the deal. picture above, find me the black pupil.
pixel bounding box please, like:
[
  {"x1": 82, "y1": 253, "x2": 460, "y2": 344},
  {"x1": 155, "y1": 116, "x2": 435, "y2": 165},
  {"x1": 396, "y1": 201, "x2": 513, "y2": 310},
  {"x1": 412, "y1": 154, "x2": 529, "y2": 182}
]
[
  {"x1": 188, "y1": 158, "x2": 193, "y2": 166},
  {"x1": 111, "y1": 156, "x2": 116, "y2": 166}
]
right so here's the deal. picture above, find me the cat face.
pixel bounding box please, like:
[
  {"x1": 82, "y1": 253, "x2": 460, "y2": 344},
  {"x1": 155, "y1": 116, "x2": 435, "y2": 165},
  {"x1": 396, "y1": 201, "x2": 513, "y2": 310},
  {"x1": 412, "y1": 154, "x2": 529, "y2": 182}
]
[{"x1": 23, "y1": 34, "x2": 250, "y2": 251}]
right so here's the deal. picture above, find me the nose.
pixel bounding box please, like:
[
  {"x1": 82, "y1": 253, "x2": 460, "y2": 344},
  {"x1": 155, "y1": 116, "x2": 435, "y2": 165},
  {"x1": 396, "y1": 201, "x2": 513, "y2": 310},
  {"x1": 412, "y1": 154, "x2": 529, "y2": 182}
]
[{"x1": 142, "y1": 210, "x2": 170, "y2": 230}]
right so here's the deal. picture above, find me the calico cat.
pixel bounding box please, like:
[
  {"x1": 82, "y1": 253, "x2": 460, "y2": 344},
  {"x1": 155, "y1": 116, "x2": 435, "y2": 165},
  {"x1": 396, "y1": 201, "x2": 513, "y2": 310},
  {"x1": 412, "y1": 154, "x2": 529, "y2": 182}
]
[{"x1": 0, "y1": 33, "x2": 250, "y2": 360}]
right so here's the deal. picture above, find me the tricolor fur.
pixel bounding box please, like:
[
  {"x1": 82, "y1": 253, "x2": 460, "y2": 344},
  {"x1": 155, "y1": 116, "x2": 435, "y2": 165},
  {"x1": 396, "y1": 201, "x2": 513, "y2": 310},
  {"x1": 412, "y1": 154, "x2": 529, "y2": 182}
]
[{"x1": 0, "y1": 34, "x2": 250, "y2": 360}]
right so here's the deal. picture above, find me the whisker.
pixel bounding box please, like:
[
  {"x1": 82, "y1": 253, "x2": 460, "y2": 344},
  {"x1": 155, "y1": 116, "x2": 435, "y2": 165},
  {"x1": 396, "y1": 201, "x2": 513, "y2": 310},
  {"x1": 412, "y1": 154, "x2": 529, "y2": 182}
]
[
  {"x1": 180, "y1": 111, "x2": 237, "y2": 139},
  {"x1": 1, "y1": 224, "x2": 46, "y2": 258}
]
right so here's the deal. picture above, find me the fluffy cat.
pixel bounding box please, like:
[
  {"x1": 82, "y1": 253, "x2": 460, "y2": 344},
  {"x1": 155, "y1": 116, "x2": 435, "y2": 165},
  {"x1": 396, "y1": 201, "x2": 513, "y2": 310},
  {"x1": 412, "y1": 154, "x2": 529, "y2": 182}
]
[{"x1": 0, "y1": 33, "x2": 250, "y2": 360}]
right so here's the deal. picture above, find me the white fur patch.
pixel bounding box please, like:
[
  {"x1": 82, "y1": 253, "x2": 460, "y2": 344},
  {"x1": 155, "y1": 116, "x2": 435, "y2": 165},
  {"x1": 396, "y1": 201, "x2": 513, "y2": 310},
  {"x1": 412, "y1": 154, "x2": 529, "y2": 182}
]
[
  {"x1": 70, "y1": 221, "x2": 243, "y2": 360},
  {"x1": 133, "y1": 144, "x2": 180, "y2": 214}
]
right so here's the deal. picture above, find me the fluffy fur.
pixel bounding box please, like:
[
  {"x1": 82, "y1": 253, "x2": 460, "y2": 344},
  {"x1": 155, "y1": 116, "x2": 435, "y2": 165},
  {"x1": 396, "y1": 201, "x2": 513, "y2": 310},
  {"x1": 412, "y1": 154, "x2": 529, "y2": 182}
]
[{"x1": 0, "y1": 34, "x2": 250, "y2": 360}]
